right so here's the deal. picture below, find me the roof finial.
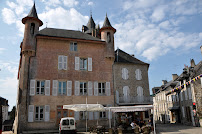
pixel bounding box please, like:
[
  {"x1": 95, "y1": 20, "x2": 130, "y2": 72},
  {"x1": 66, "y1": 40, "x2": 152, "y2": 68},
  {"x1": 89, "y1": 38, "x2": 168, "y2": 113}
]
[
  {"x1": 90, "y1": 9, "x2": 92, "y2": 17},
  {"x1": 106, "y1": 12, "x2": 107, "y2": 17},
  {"x1": 46, "y1": 22, "x2": 48, "y2": 28}
]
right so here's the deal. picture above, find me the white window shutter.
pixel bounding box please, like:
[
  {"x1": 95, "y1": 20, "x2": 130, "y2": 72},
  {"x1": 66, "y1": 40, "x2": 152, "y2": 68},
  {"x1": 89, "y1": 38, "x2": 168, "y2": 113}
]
[
  {"x1": 116, "y1": 90, "x2": 119, "y2": 104},
  {"x1": 188, "y1": 88, "x2": 192, "y2": 100},
  {"x1": 135, "y1": 69, "x2": 142, "y2": 80},
  {"x1": 75, "y1": 81, "x2": 80, "y2": 96},
  {"x1": 139, "y1": 69, "x2": 142, "y2": 80},
  {"x1": 58, "y1": 55, "x2": 63, "y2": 70},
  {"x1": 122, "y1": 68, "x2": 125, "y2": 79},
  {"x1": 74, "y1": 111, "x2": 80, "y2": 120},
  {"x1": 137, "y1": 86, "x2": 143, "y2": 102},
  {"x1": 94, "y1": 112, "x2": 99, "y2": 120},
  {"x1": 63, "y1": 56, "x2": 67, "y2": 70},
  {"x1": 52, "y1": 80, "x2": 58, "y2": 96},
  {"x1": 180, "y1": 92, "x2": 183, "y2": 101},
  {"x1": 28, "y1": 105, "x2": 34, "y2": 122},
  {"x1": 45, "y1": 105, "x2": 50, "y2": 122},
  {"x1": 89, "y1": 112, "x2": 93, "y2": 120},
  {"x1": 88, "y1": 81, "x2": 93, "y2": 96},
  {"x1": 30, "y1": 79, "x2": 35, "y2": 96},
  {"x1": 201, "y1": 77, "x2": 202, "y2": 88},
  {"x1": 67, "y1": 81, "x2": 72, "y2": 96},
  {"x1": 106, "y1": 82, "x2": 111, "y2": 96},
  {"x1": 45, "y1": 80, "x2": 50, "y2": 96},
  {"x1": 126, "y1": 68, "x2": 129, "y2": 80},
  {"x1": 88, "y1": 57, "x2": 92, "y2": 71},
  {"x1": 185, "y1": 89, "x2": 188, "y2": 100},
  {"x1": 94, "y1": 81, "x2": 98, "y2": 96},
  {"x1": 75, "y1": 57, "x2": 80, "y2": 70},
  {"x1": 182, "y1": 106, "x2": 185, "y2": 117}
]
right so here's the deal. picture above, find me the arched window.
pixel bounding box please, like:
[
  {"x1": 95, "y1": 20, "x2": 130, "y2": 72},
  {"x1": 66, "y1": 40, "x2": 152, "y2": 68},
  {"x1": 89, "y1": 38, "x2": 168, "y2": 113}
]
[
  {"x1": 122, "y1": 68, "x2": 129, "y2": 80},
  {"x1": 135, "y1": 69, "x2": 142, "y2": 80},
  {"x1": 123, "y1": 86, "x2": 130, "y2": 102},
  {"x1": 137, "y1": 86, "x2": 143, "y2": 102},
  {"x1": 30, "y1": 23, "x2": 35, "y2": 35},
  {"x1": 107, "y1": 32, "x2": 111, "y2": 43}
]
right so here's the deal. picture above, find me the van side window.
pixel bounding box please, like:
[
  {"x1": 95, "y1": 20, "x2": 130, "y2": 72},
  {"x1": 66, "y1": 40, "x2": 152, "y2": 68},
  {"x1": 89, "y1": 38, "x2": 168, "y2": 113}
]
[
  {"x1": 62, "y1": 119, "x2": 69, "y2": 125},
  {"x1": 70, "y1": 119, "x2": 74, "y2": 125}
]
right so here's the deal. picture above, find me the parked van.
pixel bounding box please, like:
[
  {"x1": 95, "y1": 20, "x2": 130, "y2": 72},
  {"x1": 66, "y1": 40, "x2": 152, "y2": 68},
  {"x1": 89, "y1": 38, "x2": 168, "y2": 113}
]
[{"x1": 59, "y1": 117, "x2": 76, "y2": 134}]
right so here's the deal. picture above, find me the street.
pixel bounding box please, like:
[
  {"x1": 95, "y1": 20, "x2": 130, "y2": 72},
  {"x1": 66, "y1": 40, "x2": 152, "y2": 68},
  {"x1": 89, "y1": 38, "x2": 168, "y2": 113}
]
[{"x1": 156, "y1": 123, "x2": 202, "y2": 134}]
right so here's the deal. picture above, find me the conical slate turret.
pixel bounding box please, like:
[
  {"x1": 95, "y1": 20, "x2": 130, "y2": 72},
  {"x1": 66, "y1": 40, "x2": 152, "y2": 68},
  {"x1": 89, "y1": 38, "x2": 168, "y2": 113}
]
[{"x1": 100, "y1": 14, "x2": 116, "y2": 33}]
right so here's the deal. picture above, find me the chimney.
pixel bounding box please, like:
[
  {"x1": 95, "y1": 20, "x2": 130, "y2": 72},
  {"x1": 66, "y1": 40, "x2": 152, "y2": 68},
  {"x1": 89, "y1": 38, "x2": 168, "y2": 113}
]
[
  {"x1": 131, "y1": 54, "x2": 135, "y2": 57},
  {"x1": 162, "y1": 80, "x2": 167, "y2": 85},
  {"x1": 172, "y1": 74, "x2": 178, "y2": 81},
  {"x1": 190, "y1": 59, "x2": 196, "y2": 68}
]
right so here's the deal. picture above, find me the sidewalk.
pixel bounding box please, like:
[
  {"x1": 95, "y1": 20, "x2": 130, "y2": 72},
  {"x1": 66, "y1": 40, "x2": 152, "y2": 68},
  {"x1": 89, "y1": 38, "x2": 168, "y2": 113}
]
[{"x1": 156, "y1": 123, "x2": 202, "y2": 134}]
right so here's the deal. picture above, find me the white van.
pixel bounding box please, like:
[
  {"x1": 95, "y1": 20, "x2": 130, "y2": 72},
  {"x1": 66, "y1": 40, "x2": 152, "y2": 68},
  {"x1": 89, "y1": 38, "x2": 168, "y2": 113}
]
[{"x1": 59, "y1": 117, "x2": 77, "y2": 134}]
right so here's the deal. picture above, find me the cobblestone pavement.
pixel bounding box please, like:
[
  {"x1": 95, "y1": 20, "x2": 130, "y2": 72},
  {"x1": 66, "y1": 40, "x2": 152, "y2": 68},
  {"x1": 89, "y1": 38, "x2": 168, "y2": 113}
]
[{"x1": 156, "y1": 123, "x2": 202, "y2": 134}]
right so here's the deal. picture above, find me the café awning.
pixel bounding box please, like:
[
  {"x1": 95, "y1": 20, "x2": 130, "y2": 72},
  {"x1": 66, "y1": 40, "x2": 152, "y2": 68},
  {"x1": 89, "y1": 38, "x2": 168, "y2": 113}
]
[
  {"x1": 107, "y1": 105, "x2": 153, "y2": 113},
  {"x1": 63, "y1": 104, "x2": 105, "y2": 112}
]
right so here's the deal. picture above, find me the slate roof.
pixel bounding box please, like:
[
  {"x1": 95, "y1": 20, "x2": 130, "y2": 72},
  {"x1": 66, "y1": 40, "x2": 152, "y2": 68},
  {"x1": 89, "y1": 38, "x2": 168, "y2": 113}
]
[
  {"x1": 27, "y1": 3, "x2": 38, "y2": 18},
  {"x1": 114, "y1": 49, "x2": 149, "y2": 65},
  {"x1": 37, "y1": 28, "x2": 103, "y2": 42},
  {"x1": 87, "y1": 15, "x2": 95, "y2": 29},
  {"x1": 102, "y1": 15, "x2": 112, "y2": 28}
]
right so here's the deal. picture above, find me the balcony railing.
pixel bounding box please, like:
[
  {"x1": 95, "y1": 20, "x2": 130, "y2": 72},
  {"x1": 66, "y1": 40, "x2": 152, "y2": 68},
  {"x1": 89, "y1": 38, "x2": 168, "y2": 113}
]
[{"x1": 118, "y1": 96, "x2": 153, "y2": 104}]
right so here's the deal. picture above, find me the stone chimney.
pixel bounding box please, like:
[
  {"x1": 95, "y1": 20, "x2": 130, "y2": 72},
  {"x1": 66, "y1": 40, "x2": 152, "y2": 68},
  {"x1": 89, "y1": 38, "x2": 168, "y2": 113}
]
[
  {"x1": 200, "y1": 45, "x2": 202, "y2": 55},
  {"x1": 172, "y1": 74, "x2": 178, "y2": 80},
  {"x1": 162, "y1": 80, "x2": 167, "y2": 85},
  {"x1": 190, "y1": 59, "x2": 196, "y2": 68}
]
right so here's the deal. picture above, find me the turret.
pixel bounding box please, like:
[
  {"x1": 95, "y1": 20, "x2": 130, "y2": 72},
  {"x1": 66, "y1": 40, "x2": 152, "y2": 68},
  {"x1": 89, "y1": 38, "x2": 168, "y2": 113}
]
[
  {"x1": 21, "y1": 2, "x2": 43, "y2": 54},
  {"x1": 100, "y1": 14, "x2": 116, "y2": 58}
]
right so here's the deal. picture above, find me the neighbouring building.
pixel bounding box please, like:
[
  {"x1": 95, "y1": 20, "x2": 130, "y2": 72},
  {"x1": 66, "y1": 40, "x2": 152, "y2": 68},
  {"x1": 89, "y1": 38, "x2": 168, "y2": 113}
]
[
  {"x1": 14, "y1": 3, "x2": 115, "y2": 133},
  {"x1": 0, "y1": 97, "x2": 9, "y2": 123},
  {"x1": 114, "y1": 49, "x2": 152, "y2": 123},
  {"x1": 153, "y1": 58, "x2": 202, "y2": 127}
]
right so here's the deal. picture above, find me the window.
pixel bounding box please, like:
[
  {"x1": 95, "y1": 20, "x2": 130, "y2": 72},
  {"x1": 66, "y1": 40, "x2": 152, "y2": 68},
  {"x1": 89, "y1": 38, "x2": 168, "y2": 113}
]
[
  {"x1": 80, "y1": 82, "x2": 87, "y2": 95},
  {"x1": 98, "y1": 83, "x2": 105, "y2": 95},
  {"x1": 35, "y1": 106, "x2": 44, "y2": 121},
  {"x1": 100, "y1": 111, "x2": 106, "y2": 118},
  {"x1": 56, "y1": 106, "x2": 68, "y2": 124},
  {"x1": 80, "y1": 111, "x2": 87, "y2": 119},
  {"x1": 70, "y1": 42, "x2": 77, "y2": 51},
  {"x1": 80, "y1": 58, "x2": 87, "y2": 70},
  {"x1": 36, "y1": 81, "x2": 45, "y2": 95},
  {"x1": 107, "y1": 32, "x2": 111, "y2": 43},
  {"x1": 58, "y1": 81, "x2": 67, "y2": 95},
  {"x1": 58, "y1": 55, "x2": 67, "y2": 70},
  {"x1": 145, "y1": 111, "x2": 149, "y2": 118},
  {"x1": 122, "y1": 68, "x2": 129, "y2": 80},
  {"x1": 30, "y1": 23, "x2": 35, "y2": 35}
]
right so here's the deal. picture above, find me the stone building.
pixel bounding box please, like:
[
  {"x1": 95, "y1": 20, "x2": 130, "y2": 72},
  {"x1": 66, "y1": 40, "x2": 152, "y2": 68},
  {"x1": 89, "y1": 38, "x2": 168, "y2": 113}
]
[
  {"x1": 0, "y1": 97, "x2": 9, "y2": 123},
  {"x1": 114, "y1": 49, "x2": 152, "y2": 122},
  {"x1": 14, "y1": 3, "x2": 115, "y2": 133}
]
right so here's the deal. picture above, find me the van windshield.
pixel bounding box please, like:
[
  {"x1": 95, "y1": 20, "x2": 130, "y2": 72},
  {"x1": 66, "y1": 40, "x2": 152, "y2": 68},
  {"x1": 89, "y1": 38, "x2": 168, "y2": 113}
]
[
  {"x1": 62, "y1": 119, "x2": 69, "y2": 125},
  {"x1": 70, "y1": 119, "x2": 74, "y2": 125}
]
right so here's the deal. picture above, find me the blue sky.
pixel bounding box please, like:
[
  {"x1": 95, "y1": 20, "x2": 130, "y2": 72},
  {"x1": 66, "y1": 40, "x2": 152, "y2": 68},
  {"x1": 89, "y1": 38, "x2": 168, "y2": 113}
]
[{"x1": 0, "y1": 0, "x2": 201, "y2": 111}]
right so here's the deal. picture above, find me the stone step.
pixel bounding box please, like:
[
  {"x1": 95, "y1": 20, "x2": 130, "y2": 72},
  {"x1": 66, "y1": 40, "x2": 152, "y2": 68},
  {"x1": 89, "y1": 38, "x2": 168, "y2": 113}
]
[{"x1": 22, "y1": 130, "x2": 58, "y2": 134}]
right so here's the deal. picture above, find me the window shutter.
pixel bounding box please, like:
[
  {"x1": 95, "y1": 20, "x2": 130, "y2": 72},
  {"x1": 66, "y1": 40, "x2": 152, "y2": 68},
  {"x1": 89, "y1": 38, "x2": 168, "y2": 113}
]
[
  {"x1": 88, "y1": 81, "x2": 93, "y2": 96},
  {"x1": 188, "y1": 88, "x2": 192, "y2": 100},
  {"x1": 45, "y1": 80, "x2": 50, "y2": 96},
  {"x1": 67, "y1": 81, "x2": 72, "y2": 96},
  {"x1": 201, "y1": 77, "x2": 202, "y2": 88},
  {"x1": 137, "y1": 86, "x2": 143, "y2": 102},
  {"x1": 30, "y1": 79, "x2": 35, "y2": 96},
  {"x1": 45, "y1": 105, "x2": 50, "y2": 122},
  {"x1": 135, "y1": 69, "x2": 142, "y2": 80},
  {"x1": 185, "y1": 89, "x2": 188, "y2": 100},
  {"x1": 139, "y1": 69, "x2": 142, "y2": 80},
  {"x1": 28, "y1": 105, "x2": 34, "y2": 122},
  {"x1": 122, "y1": 68, "x2": 125, "y2": 79},
  {"x1": 180, "y1": 92, "x2": 183, "y2": 101},
  {"x1": 94, "y1": 81, "x2": 98, "y2": 96},
  {"x1": 89, "y1": 112, "x2": 93, "y2": 120},
  {"x1": 94, "y1": 112, "x2": 99, "y2": 120},
  {"x1": 126, "y1": 68, "x2": 129, "y2": 80},
  {"x1": 52, "y1": 80, "x2": 58, "y2": 96},
  {"x1": 58, "y1": 55, "x2": 63, "y2": 70},
  {"x1": 74, "y1": 81, "x2": 80, "y2": 96},
  {"x1": 63, "y1": 56, "x2": 67, "y2": 70},
  {"x1": 74, "y1": 111, "x2": 80, "y2": 120},
  {"x1": 75, "y1": 57, "x2": 79, "y2": 70},
  {"x1": 182, "y1": 106, "x2": 185, "y2": 117},
  {"x1": 106, "y1": 82, "x2": 111, "y2": 96},
  {"x1": 116, "y1": 90, "x2": 119, "y2": 104},
  {"x1": 107, "y1": 104, "x2": 112, "y2": 119},
  {"x1": 88, "y1": 57, "x2": 92, "y2": 71}
]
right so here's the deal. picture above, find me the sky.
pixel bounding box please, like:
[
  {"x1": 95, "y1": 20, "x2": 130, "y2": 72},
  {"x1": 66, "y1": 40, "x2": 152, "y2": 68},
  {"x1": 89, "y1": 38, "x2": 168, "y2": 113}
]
[{"x1": 0, "y1": 0, "x2": 201, "y2": 111}]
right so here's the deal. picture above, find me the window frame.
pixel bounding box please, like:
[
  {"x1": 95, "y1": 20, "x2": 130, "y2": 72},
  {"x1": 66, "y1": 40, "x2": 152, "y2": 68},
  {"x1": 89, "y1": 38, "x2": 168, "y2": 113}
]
[
  {"x1": 80, "y1": 58, "x2": 87, "y2": 70},
  {"x1": 80, "y1": 82, "x2": 87, "y2": 95},
  {"x1": 98, "y1": 82, "x2": 105, "y2": 95},
  {"x1": 80, "y1": 111, "x2": 87, "y2": 120},
  {"x1": 58, "y1": 81, "x2": 67, "y2": 95},
  {"x1": 70, "y1": 42, "x2": 77, "y2": 51},
  {"x1": 36, "y1": 80, "x2": 45, "y2": 95},
  {"x1": 35, "y1": 106, "x2": 44, "y2": 121}
]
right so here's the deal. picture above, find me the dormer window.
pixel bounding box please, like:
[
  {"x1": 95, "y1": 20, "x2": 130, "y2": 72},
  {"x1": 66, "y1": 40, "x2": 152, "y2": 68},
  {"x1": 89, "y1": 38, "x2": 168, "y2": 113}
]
[{"x1": 30, "y1": 23, "x2": 35, "y2": 35}]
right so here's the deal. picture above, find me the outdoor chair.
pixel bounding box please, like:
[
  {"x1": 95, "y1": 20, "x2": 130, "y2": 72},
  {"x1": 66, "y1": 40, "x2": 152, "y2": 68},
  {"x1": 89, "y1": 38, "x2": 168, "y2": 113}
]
[
  {"x1": 142, "y1": 126, "x2": 150, "y2": 134},
  {"x1": 134, "y1": 126, "x2": 140, "y2": 134}
]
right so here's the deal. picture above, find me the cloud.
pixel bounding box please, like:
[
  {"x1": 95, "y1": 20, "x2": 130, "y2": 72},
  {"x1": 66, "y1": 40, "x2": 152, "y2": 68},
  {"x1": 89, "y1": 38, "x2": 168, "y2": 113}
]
[
  {"x1": 63, "y1": 0, "x2": 79, "y2": 7},
  {"x1": 0, "y1": 48, "x2": 6, "y2": 54},
  {"x1": 40, "y1": 0, "x2": 61, "y2": 7},
  {"x1": 88, "y1": 1, "x2": 94, "y2": 6},
  {"x1": 39, "y1": 7, "x2": 88, "y2": 30},
  {"x1": 2, "y1": 8, "x2": 16, "y2": 24},
  {"x1": 151, "y1": 6, "x2": 167, "y2": 22}
]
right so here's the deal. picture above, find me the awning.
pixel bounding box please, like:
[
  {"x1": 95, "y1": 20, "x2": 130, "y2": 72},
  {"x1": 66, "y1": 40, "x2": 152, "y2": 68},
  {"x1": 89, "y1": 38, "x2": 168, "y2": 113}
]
[
  {"x1": 63, "y1": 104, "x2": 105, "y2": 112},
  {"x1": 168, "y1": 106, "x2": 179, "y2": 111},
  {"x1": 107, "y1": 105, "x2": 153, "y2": 113}
]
